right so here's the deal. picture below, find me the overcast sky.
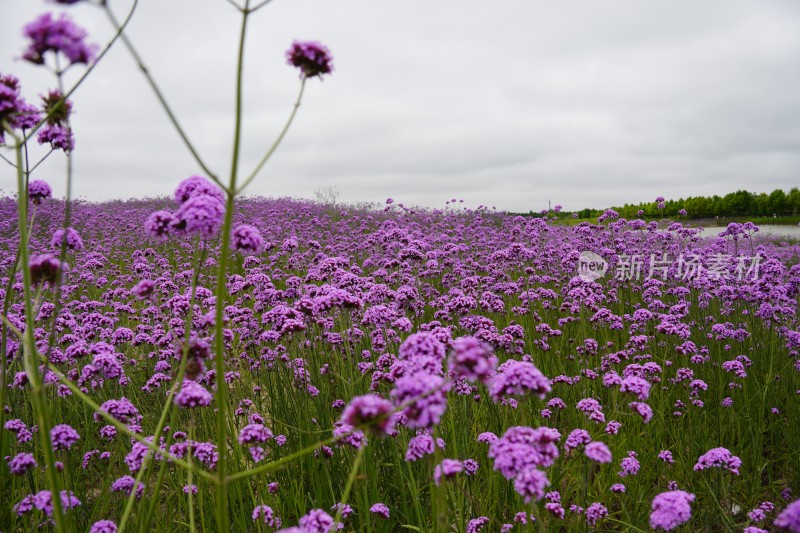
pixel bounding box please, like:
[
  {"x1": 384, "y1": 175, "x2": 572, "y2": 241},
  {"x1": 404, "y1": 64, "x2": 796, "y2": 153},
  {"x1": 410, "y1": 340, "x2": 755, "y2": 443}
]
[{"x1": 1, "y1": 0, "x2": 799, "y2": 212}]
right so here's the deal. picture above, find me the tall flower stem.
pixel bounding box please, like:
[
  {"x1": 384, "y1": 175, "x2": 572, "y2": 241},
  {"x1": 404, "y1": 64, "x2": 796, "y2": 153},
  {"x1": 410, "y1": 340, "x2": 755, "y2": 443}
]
[
  {"x1": 212, "y1": 2, "x2": 251, "y2": 531},
  {"x1": 236, "y1": 77, "x2": 306, "y2": 195},
  {"x1": 0, "y1": 147, "x2": 37, "y2": 525},
  {"x1": 333, "y1": 444, "x2": 366, "y2": 525},
  {"x1": 102, "y1": 3, "x2": 223, "y2": 190},
  {"x1": 12, "y1": 137, "x2": 65, "y2": 532}
]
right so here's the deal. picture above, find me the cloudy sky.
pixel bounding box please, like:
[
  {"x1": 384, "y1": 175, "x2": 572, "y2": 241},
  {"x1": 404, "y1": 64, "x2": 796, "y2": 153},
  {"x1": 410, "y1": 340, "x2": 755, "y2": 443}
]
[{"x1": 1, "y1": 0, "x2": 799, "y2": 212}]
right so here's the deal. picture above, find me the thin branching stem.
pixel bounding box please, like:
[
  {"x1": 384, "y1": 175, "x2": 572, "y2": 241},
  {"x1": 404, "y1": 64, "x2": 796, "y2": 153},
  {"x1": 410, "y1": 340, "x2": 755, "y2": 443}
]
[
  {"x1": 212, "y1": 2, "x2": 251, "y2": 530},
  {"x1": 10, "y1": 134, "x2": 66, "y2": 532},
  {"x1": 236, "y1": 77, "x2": 306, "y2": 195},
  {"x1": 102, "y1": 3, "x2": 224, "y2": 190}
]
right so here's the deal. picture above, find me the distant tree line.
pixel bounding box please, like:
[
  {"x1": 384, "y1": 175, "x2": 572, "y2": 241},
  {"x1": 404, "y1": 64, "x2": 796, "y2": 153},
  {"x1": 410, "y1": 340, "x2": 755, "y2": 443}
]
[{"x1": 550, "y1": 188, "x2": 800, "y2": 220}]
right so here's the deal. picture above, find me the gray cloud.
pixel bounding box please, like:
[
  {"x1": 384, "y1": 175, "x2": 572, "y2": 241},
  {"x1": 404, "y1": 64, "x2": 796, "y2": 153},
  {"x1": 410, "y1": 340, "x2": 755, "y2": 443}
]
[{"x1": 1, "y1": 0, "x2": 798, "y2": 212}]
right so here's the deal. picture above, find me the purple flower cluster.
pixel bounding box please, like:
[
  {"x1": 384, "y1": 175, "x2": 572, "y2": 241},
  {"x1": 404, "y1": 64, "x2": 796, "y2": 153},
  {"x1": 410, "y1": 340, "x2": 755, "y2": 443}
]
[
  {"x1": 22, "y1": 12, "x2": 96, "y2": 66},
  {"x1": 51, "y1": 227, "x2": 84, "y2": 251},
  {"x1": 174, "y1": 380, "x2": 213, "y2": 408},
  {"x1": 340, "y1": 393, "x2": 394, "y2": 436},
  {"x1": 448, "y1": 336, "x2": 497, "y2": 383},
  {"x1": 145, "y1": 176, "x2": 224, "y2": 239},
  {"x1": 232, "y1": 224, "x2": 265, "y2": 255},
  {"x1": 51, "y1": 423, "x2": 80, "y2": 450},
  {"x1": 693, "y1": 447, "x2": 742, "y2": 475},
  {"x1": 28, "y1": 179, "x2": 53, "y2": 202},
  {"x1": 390, "y1": 371, "x2": 449, "y2": 429},
  {"x1": 489, "y1": 359, "x2": 551, "y2": 401},
  {"x1": 649, "y1": 490, "x2": 695, "y2": 531},
  {"x1": 286, "y1": 40, "x2": 334, "y2": 79}
]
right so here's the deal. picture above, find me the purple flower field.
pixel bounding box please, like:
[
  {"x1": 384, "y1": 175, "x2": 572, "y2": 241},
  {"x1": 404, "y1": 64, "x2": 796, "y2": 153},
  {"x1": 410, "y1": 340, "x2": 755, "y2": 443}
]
[
  {"x1": 2, "y1": 1, "x2": 800, "y2": 531},
  {"x1": 1, "y1": 190, "x2": 799, "y2": 531}
]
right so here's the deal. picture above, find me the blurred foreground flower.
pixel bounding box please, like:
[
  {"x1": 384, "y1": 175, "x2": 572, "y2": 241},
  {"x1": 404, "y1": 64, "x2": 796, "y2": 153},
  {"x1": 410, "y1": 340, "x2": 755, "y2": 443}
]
[{"x1": 286, "y1": 40, "x2": 333, "y2": 79}]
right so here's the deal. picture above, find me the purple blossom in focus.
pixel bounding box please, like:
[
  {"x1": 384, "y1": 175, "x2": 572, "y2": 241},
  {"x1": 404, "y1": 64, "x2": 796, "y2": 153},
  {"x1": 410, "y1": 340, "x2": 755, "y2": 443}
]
[
  {"x1": 694, "y1": 447, "x2": 741, "y2": 475},
  {"x1": 489, "y1": 359, "x2": 551, "y2": 401},
  {"x1": 174, "y1": 175, "x2": 224, "y2": 205},
  {"x1": 390, "y1": 371, "x2": 449, "y2": 429},
  {"x1": 370, "y1": 503, "x2": 390, "y2": 519},
  {"x1": 51, "y1": 423, "x2": 80, "y2": 450}
]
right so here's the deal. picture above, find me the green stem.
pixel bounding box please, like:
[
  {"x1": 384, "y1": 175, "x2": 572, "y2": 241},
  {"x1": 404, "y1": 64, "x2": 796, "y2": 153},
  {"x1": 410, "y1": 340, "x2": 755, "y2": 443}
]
[
  {"x1": 0, "y1": 166, "x2": 37, "y2": 526},
  {"x1": 212, "y1": 3, "x2": 251, "y2": 531},
  {"x1": 333, "y1": 444, "x2": 366, "y2": 525},
  {"x1": 236, "y1": 77, "x2": 306, "y2": 195},
  {"x1": 188, "y1": 425, "x2": 197, "y2": 533},
  {"x1": 11, "y1": 137, "x2": 65, "y2": 532},
  {"x1": 102, "y1": 3, "x2": 223, "y2": 189}
]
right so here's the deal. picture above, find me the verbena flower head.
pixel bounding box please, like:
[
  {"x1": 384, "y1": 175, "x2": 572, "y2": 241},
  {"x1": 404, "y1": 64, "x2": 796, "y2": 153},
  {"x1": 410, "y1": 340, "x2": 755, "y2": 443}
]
[
  {"x1": 629, "y1": 401, "x2": 653, "y2": 423},
  {"x1": 7, "y1": 452, "x2": 37, "y2": 475},
  {"x1": 448, "y1": 336, "x2": 497, "y2": 383},
  {"x1": 399, "y1": 332, "x2": 446, "y2": 362},
  {"x1": 433, "y1": 459, "x2": 463, "y2": 485},
  {"x1": 694, "y1": 447, "x2": 741, "y2": 475},
  {"x1": 489, "y1": 359, "x2": 552, "y2": 401},
  {"x1": 286, "y1": 40, "x2": 334, "y2": 79},
  {"x1": 252, "y1": 504, "x2": 279, "y2": 527},
  {"x1": 650, "y1": 490, "x2": 695, "y2": 531},
  {"x1": 173, "y1": 194, "x2": 225, "y2": 239},
  {"x1": 132, "y1": 279, "x2": 155, "y2": 298},
  {"x1": 0, "y1": 74, "x2": 40, "y2": 141},
  {"x1": 238, "y1": 423, "x2": 274, "y2": 445},
  {"x1": 390, "y1": 371, "x2": 449, "y2": 429},
  {"x1": 33, "y1": 489, "x2": 81, "y2": 516},
  {"x1": 144, "y1": 210, "x2": 177, "y2": 238},
  {"x1": 51, "y1": 227, "x2": 83, "y2": 251},
  {"x1": 370, "y1": 503, "x2": 390, "y2": 519},
  {"x1": 488, "y1": 426, "x2": 561, "y2": 479},
  {"x1": 340, "y1": 393, "x2": 394, "y2": 436},
  {"x1": 232, "y1": 224, "x2": 265, "y2": 255},
  {"x1": 37, "y1": 124, "x2": 74, "y2": 152},
  {"x1": 405, "y1": 432, "x2": 435, "y2": 461},
  {"x1": 51, "y1": 423, "x2": 80, "y2": 450},
  {"x1": 40, "y1": 89, "x2": 72, "y2": 125},
  {"x1": 174, "y1": 175, "x2": 224, "y2": 205},
  {"x1": 29, "y1": 254, "x2": 64, "y2": 285},
  {"x1": 775, "y1": 498, "x2": 800, "y2": 531},
  {"x1": 564, "y1": 429, "x2": 591, "y2": 451},
  {"x1": 22, "y1": 12, "x2": 96, "y2": 66},
  {"x1": 585, "y1": 441, "x2": 613, "y2": 463},
  {"x1": 28, "y1": 179, "x2": 52, "y2": 203},
  {"x1": 89, "y1": 520, "x2": 118, "y2": 533},
  {"x1": 175, "y1": 380, "x2": 213, "y2": 408},
  {"x1": 298, "y1": 508, "x2": 336, "y2": 532},
  {"x1": 514, "y1": 467, "x2": 550, "y2": 503}
]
